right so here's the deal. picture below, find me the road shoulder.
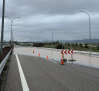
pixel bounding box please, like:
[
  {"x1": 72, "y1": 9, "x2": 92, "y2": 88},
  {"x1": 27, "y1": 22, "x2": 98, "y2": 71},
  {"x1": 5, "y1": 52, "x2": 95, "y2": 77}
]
[{"x1": 4, "y1": 54, "x2": 22, "y2": 91}]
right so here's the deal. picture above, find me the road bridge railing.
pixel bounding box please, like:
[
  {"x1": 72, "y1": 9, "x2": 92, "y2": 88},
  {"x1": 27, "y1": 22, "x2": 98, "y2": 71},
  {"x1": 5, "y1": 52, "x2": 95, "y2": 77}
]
[
  {"x1": 74, "y1": 51, "x2": 99, "y2": 56},
  {"x1": 39, "y1": 47, "x2": 99, "y2": 57},
  {"x1": 0, "y1": 49, "x2": 12, "y2": 79}
]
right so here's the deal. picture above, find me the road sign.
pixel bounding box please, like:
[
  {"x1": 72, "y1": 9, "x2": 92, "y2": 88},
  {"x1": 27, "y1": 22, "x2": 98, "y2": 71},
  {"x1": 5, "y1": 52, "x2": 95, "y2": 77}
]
[
  {"x1": 61, "y1": 50, "x2": 74, "y2": 54},
  {"x1": 71, "y1": 50, "x2": 74, "y2": 54},
  {"x1": 64, "y1": 50, "x2": 67, "y2": 54},
  {"x1": 68, "y1": 50, "x2": 71, "y2": 54},
  {"x1": 61, "y1": 50, "x2": 64, "y2": 54}
]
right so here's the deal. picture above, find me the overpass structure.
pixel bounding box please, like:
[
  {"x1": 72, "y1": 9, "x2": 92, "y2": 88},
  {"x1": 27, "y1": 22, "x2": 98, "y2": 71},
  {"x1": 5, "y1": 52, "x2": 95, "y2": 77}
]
[{"x1": 1, "y1": 45, "x2": 99, "y2": 91}]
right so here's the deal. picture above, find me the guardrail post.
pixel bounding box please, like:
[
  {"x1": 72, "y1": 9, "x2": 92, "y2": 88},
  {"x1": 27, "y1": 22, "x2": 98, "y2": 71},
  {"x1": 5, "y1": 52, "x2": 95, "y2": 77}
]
[{"x1": 1, "y1": 0, "x2": 5, "y2": 54}]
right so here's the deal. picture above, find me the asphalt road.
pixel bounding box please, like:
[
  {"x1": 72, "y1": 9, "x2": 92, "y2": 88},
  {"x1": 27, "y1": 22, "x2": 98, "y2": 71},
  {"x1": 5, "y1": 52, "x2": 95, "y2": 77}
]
[{"x1": 4, "y1": 54, "x2": 99, "y2": 91}]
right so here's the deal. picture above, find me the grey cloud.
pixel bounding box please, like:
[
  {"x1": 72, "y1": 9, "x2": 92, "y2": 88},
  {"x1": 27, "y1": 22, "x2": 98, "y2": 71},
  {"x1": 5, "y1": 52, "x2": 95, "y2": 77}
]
[{"x1": 0, "y1": 0, "x2": 99, "y2": 41}]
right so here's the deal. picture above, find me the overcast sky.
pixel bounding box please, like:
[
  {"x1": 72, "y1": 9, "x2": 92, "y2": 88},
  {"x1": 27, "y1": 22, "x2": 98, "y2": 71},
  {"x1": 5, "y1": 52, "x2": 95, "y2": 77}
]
[{"x1": 0, "y1": 0, "x2": 99, "y2": 42}]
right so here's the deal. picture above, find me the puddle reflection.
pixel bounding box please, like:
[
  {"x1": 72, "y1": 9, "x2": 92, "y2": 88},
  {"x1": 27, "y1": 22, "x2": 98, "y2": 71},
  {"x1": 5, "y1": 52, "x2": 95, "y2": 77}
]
[
  {"x1": 71, "y1": 55, "x2": 99, "y2": 69},
  {"x1": 52, "y1": 54, "x2": 99, "y2": 69}
]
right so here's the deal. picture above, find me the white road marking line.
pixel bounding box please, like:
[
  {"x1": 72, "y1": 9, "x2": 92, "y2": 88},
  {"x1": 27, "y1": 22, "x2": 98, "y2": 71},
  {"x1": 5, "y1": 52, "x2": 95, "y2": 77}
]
[
  {"x1": 52, "y1": 61, "x2": 57, "y2": 63},
  {"x1": 48, "y1": 60, "x2": 51, "y2": 61},
  {"x1": 47, "y1": 59, "x2": 57, "y2": 63},
  {"x1": 16, "y1": 54, "x2": 30, "y2": 91}
]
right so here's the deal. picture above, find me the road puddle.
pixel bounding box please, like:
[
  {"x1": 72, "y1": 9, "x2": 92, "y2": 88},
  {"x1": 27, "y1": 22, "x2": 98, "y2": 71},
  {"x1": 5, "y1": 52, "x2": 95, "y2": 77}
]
[
  {"x1": 61, "y1": 54, "x2": 99, "y2": 69},
  {"x1": 14, "y1": 47, "x2": 99, "y2": 69},
  {"x1": 50, "y1": 54, "x2": 99, "y2": 69}
]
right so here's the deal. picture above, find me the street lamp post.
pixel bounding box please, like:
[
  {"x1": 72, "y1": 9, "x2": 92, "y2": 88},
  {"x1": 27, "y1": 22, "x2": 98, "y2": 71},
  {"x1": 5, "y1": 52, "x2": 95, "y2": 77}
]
[
  {"x1": 12, "y1": 29, "x2": 18, "y2": 43},
  {"x1": 47, "y1": 28, "x2": 53, "y2": 60},
  {"x1": 1, "y1": 0, "x2": 5, "y2": 54},
  {"x1": 12, "y1": 28, "x2": 17, "y2": 32},
  {"x1": 74, "y1": 36, "x2": 75, "y2": 43},
  {"x1": 30, "y1": 36, "x2": 32, "y2": 43},
  {"x1": 35, "y1": 34, "x2": 39, "y2": 47},
  {"x1": 35, "y1": 33, "x2": 43, "y2": 48},
  {"x1": 30, "y1": 36, "x2": 33, "y2": 46},
  {"x1": 38, "y1": 34, "x2": 39, "y2": 47},
  {"x1": 47, "y1": 28, "x2": 53, "y2": 51},
  {"x1": 5, "y1": 16, "x2": 20, "y2": 45},
  {"x1": 12, "y1": 33, "x2": 17, "y2": 42},
  {"x1": 80, "y1": 11, "x2": 91, "y2": 55},
  {"x1": 13, "y1": 28, "x2": 17, "y2": 43},
  {"x1": 65, "y1": 37, "x2": 66, "y2": 44},
  {"x1": 83, "y1": 35, "x2": 84, "y2": 43},
  {"x1": 8, "y1": 28, "x2": 17, "y2": 43}
]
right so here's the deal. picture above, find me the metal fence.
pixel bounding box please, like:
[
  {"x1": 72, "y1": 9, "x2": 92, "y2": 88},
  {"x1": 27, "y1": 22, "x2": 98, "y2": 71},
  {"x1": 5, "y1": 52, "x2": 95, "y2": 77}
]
[
  {"x1": 41, "y1": 47, "x2": 99, "y2": 57},
  {"x1": 74, "y1": 51, "x2": 99, "y2": 57},
  {"x1": 0, "y1": 49, "x2": 12, "y2": 75}
]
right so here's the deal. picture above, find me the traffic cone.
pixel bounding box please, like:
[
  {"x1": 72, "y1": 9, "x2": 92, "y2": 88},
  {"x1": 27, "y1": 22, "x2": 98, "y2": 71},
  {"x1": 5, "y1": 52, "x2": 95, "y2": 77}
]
[
  {"x1": 39, "y1": 53, "x2": 40, "y2": 57},
  {"x1": 33, "y1": 50, "x2": 34, "y2": 53},
  {"x1": 47, "y1": 55, "x2": 49, "y2": 59},
  {"x1": 61, "y1": 58, "x2": 64, "y2": 65}
]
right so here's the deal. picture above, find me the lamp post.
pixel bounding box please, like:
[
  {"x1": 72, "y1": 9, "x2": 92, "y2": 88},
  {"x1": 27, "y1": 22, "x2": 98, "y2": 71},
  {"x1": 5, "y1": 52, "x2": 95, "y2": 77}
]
[
  {"x1": 1, "y1": 0, "x2": 5, "y2": 54},
  {"x1": 38, "y1": 34, "x2": 39, "y2": 47},
  {"x1": 74, "y1": 36, "x2": 75, "y2": 43},
  {"x1": 12, "y1": 33, "x2": 17, "y2": 42},
  {"x1": 8, "y1": 28, "x2": 17, "y2": 43},
  {"x1": 30, "y1": 36, "x2": 33, "y2": 46},
  {"x1": 13, "y1": 28, "x2": 17, "y2": 32},
  {"x1": 35, "y1": 34, "x2": 39, "y2": 47},
  {"x1": 80, "y1": 11, "x2": 91, "y2": 55},
  {"x1": 36, "y1": 32, "x2": 44, "y2": 47},
  {"x1": 47, "y1": 28, "x2": 53, "y2": 60},
  {"x1": 83, "y1": 35, "x2": 84, "y2": 44},
  {"x1": 30, "y1": 36, "x2": 32, "y2": 43},
  {"x1": 65, "y1": 37, "x2": 66, "y2": 44},
  {"x1": 47, "y1": 28, "x2": 53, "y2": 51},
  {"x1": 5, "y1": 16, "x2": 20, "y2": 45}
]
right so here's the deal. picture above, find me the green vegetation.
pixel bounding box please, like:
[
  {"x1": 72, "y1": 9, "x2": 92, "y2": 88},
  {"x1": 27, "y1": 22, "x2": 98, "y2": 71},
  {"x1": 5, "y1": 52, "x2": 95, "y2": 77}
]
[
  {"x1": 79, "y1": 43, "x2": 82, "y2": 48},
  {"x1": 43, "y1": 44, "x2": 56, "y2": 48},
  {"x1": 56, "y1": 44, "x2": 65, "y2": 49},
  {"x1": 27, "y1": 44, "x2": 31, "y2": 46},
  {"x1": 85, "y1": 43, "x2": 88, "y2": 48},
  {"x1": 33, "y1": 43, "x2": 44, "y2": 47},
  {"x1": 20, "y1": 42, "x2": 99, "y2": 52},
  {"x1": 97, "y1": 46, "x2": 99, "y2": 50}
]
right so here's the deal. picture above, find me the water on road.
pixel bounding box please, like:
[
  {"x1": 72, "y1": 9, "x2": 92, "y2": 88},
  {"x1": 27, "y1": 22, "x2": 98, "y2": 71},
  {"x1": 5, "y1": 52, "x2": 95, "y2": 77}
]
[{"x1": 14, "y1": 46, "x2": 99, "y2": 69}]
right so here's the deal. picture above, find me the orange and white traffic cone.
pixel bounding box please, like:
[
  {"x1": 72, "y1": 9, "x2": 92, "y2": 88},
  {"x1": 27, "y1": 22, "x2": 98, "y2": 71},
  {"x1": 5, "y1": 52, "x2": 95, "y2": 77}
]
[
  {"x1": 39, "y1": 53, "x2": 40, "y2": 57},
  {"x1": 33, "y1": 50, "x2": 34, "y2": 53},
  {"x1": 47, "y1": 55, "x2": 49, "y2": 59},
  {"x1": 61, "y1": 53, "x2": 64, "y2": 65},
  {"x1": 61, "y1": 58, "x2": 64, "y2": 65}
]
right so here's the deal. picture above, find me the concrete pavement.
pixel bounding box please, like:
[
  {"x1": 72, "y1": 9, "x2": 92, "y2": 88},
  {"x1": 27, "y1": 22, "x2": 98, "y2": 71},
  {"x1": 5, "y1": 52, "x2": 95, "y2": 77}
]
[
  {"x1": 4, "y1": 54, "x2": 99, "y2": 91},
  {"x1": 4, "y1": 55, "x2": 23, "y2": 91}
]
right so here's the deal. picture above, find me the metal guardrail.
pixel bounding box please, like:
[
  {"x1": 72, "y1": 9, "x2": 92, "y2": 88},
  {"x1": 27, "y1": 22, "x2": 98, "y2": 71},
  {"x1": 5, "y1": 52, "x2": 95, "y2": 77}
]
[
  {"x1": 0, "y1": 49, "x2": 12, "y2": 75},
  {"x1": 41, "y1": 47, "x2": 99, "y2": 57},
  {"x1": 74, "y1": 51, "x2": 99, "y2": 56}
]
